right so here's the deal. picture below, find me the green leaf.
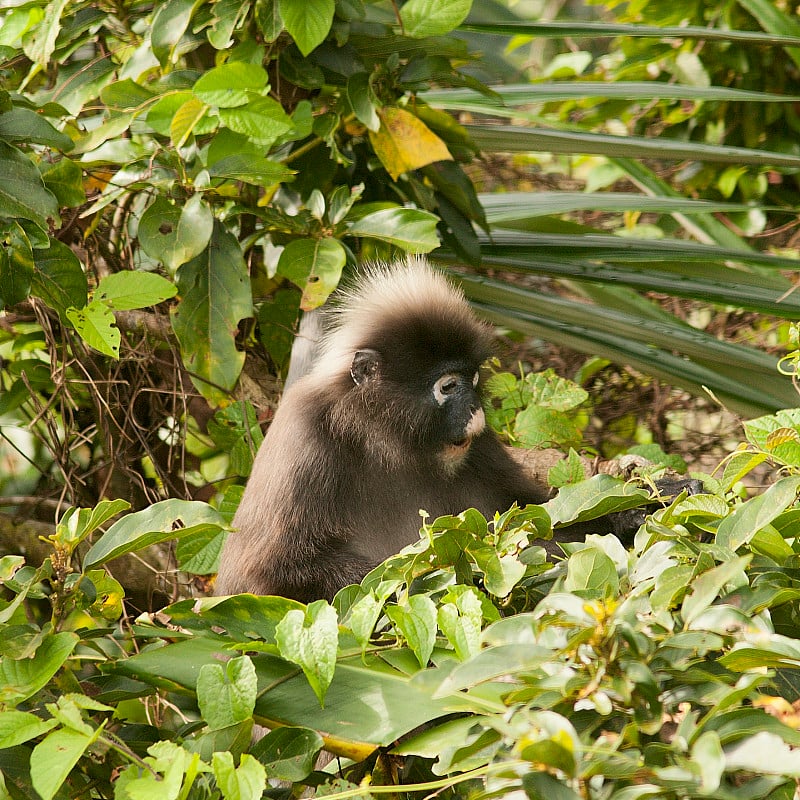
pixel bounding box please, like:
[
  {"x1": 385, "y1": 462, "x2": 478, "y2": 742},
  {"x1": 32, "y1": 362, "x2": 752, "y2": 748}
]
[
  {"x1": 424, "y1": 82, "x2": 800, "y2": 110},
  {"x1": 546, "y1": 474, "x2": 649, "y2": 526},
  {"x1": 257, "y1": 287, "x2": 300, "y2": 374},
  {"x1": 400, "y1": 0, "x2": 472, "y2": 38},
  {"x1": 30, "y1": 728, "x2": 96, "y2": 800},
  {"x1": 197, "y1": 655, "x2": 257, "y2": 730},
  {"x1": 146, "y1": 91, "x2": 194, "y2": 136},
  {"x1": 100, "y1": 78, "x2": 156, "y2": 111},
  {"x1": 56, "y1": 499, "x2": 130, "y2": 549},
  {"x1": 0, "y1": 711, "x2": 57, "y2": 748},
  {"x1": 691, "y1": 731, "x2": 724, "y2": 793},
  {"x1": 347, "y1": 207, "x2": 440, "y2": 252},
  {"x1": 0, "y1": 107, "x2": 74, "y2": 151},
  {"x1": 193, "y1": 62, "x2": 268, "y2": 108},
  {"x1": 277, "y1": 237, "x2": 346, "y2": 310},
  {"x1": 96, "y1": 271, "x2": 177, "y2": 311},
  {"x1": 31, "y1": 239, "x2": 88, "y2": 316},
  {"x1": 564, "y1": 547, "x2": 620, "y2": 598},
  {"x1": 208, "y1": 154, "x2": 295, "y2": 188},
  {"x1": 176, "y1": 527, "x2": 225, "y2": 575},
  {"x1": 0, "y1": 631, "x2": 78, "y2": 705},
  {"x1": 275, "y1": 600, "x2": 339, "y2": 707},
  {"x1": 724, "y1": 731, "x2": 800, "y2": 776},
  {"x1": 386, "y1": 595, "x2": 437, "y2": 668},
  {"x1": 468, "y1": 543, "x2": 526, "y2": 597},
  {"x1": 437, "y1": 586, "x2": 482, "y2": 660},
  {"x1": 208, "y1": 0, "x2": 251, "y2": 49},
  {"x1": 744, "y1": 410, "x2": 800, "y2": 467},
  {"x1": 22, "y1": 0, "x2": 69, "y2": 67},
  {"x1": 460, "y1": 19, "x2": 800, "y2": 46},
  {"x1": 346, "y1": 72, "x2": 380, "y2": 132},
  {"x1": 523, "y1": 771, "x2": 584, "y2": 800},
  {"x1": 681, "y1": 556, "x2": 751, "y2": 626},
  {"x1": 83, "y1": 499, "x2": 229, "y2": 569},
  {"x1": 139, "y1": 194, "x2": 214, "y2": 272},
  {"x1": 250, "y1": 726, "x2": 324, "y2": 781},
  {"x1": 0, "y1": 140, "x2": 59, "y2": 228},
  {"x1": 218, "y1": 94, "x2": 294, "y2": 144},
  {"x1": 548, "y1": 449, "x2": 588, "y2": 488},
  {"x1": 213, "y1": 752, "x2": 267, "y2": 800},
  {"x1": 255, "y1": 0, "x2": 284, "y2": 41},
  {"x1": 278, "y1": 0, "x2": 334, "y2": 56},
  {"x1": 344, "y1": 592, "x2": 383, "y2": 651},
  {"x1": 118, "y1": 635, "x2": 452, "y2": 753},
  {"x1": 151, "y1": 0, "x2": 195, "y2": 68},
  {"x1": 171, "y1": 222, "x2": 253, "y2": 404},
  {"x1": 66, "y1": 299, "x2": 120, "y2": 357},
  {"x1": 715, "y1": 477, "x2": 800, "y2": 551},
  {"x1": 40, "y1": 158, "x2": 85, "y2": 207},
  {"x1": 0, "y1": 222, "x2": 33, "y2": 307}
]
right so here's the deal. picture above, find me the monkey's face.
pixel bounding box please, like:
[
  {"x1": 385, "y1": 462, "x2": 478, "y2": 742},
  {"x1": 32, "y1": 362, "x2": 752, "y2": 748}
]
[{"x1": 431, "y1": 369, "x2": 486, "y2": 469}]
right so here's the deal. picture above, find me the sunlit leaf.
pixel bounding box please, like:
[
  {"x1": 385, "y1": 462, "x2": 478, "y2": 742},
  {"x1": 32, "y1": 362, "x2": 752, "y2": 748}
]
[{"x1": 368, "y1": 107, "x2": 452, "y2": 180}]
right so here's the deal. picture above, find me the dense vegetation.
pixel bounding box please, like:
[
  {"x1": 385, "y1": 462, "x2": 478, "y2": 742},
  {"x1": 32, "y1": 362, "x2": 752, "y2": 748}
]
[{"x1": 4, "y1": 0, "x2": 800, "y2": 796}]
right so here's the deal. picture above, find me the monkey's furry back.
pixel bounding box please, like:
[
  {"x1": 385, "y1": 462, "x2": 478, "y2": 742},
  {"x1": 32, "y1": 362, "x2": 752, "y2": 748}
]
[{"x1": 214, "y1": 257, "x2": 547, "y2": 602}]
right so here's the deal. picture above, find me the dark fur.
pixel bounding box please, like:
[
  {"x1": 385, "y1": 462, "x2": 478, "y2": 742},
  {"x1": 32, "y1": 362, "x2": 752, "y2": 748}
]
[{"x1": 215, "y1": 259, "x2": 550, "y2": 603}]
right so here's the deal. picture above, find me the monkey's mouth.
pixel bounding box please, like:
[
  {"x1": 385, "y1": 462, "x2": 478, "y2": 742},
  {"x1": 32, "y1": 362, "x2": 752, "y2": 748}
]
[{"x1": 441, "y1": 432, "x2": 477, "y2": 464}]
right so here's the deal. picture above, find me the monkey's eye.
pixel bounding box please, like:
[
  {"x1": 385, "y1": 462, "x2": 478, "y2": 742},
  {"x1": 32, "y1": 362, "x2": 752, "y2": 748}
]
[{"x1": 433, "y1": 374, "x2": 459, "y2": 404}]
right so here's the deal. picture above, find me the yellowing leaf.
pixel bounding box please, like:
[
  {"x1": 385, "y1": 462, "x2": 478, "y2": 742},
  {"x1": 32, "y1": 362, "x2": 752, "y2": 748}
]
[
  {"x1": 170, "y1": 96, "x2": 208, "y2": 148},
  {"x1": 368, "y1": 107, "x2": 452, "y2": 180}
]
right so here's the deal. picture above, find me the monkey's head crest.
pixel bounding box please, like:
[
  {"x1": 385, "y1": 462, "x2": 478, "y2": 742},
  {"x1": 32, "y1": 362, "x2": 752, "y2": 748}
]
[{"x1": 313, "y1": 256, "x2": 490, "y2": 382}]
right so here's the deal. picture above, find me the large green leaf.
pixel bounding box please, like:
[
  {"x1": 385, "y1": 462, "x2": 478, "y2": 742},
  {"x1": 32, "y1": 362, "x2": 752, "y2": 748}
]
[
  {"x1": 0, "y1": 632, "x2": 78, "y2": 705},
  {"x1": 114, "y1": 636, "x2": 453, "y2": 757},
  {"x1": 83, "y1": 499, "x2": 229, "y2": 569},
  {"x1": 171, "y1": 222, "x2": 253, "y2": 404},
  {"x1": 193, "y1": 62, "x2": 268, "y2": 107},
  {"x1": 138, "y1": 195, "x2": 213, "y2": 272},
  {"x1": 400, "y1": 0, "x2": 472, "y2": 38},
  {"x1": 347, "y1": 207, "x2": 440, "y2": 252},
  {"x1": 0, "y1": 107, "x2": 74, "y2": 150},
  {"x1": 278, "y1": 0, "x2": 334, "y2": 56}
]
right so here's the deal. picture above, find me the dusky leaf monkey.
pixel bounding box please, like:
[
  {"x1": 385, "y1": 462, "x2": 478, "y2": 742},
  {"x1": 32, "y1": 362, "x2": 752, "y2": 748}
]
[{"x1": 215, "y1": 257, "x2": 551, "y2": 601}]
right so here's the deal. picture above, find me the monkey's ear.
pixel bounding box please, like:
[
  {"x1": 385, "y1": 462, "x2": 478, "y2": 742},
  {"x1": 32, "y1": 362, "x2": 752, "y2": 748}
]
[{"x1": 351, "y1": 349, "x2": 380, "y2": 386}]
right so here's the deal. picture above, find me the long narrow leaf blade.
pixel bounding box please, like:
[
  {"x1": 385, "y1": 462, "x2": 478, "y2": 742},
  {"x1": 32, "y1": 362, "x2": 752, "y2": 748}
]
[
  {"x1": 454, "y1": 274, "x2": 797, "y2": 415},
  {"x1": 467, "y1": 125, "x2": 800, "y2": 168},
  {"x1": 460, "y1": 21, "x2": 800, "y2": 47},
  {"x1": 424, "y1": 83, "x2": 800, "y2": 106}
]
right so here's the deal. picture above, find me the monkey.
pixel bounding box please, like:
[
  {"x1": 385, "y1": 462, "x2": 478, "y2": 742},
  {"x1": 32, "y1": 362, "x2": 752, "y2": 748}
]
[{"x1": 215, "y1": 256, "x2": 562, "y2": 602}]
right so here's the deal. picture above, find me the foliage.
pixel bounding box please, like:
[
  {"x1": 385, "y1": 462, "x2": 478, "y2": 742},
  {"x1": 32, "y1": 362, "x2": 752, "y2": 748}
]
[
  {"x1": 5, "y1": 0, "x2": 800, "y2": 796},
  {"x1": 7, "y1": 415, "x2": 800, "y2": 797}
]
